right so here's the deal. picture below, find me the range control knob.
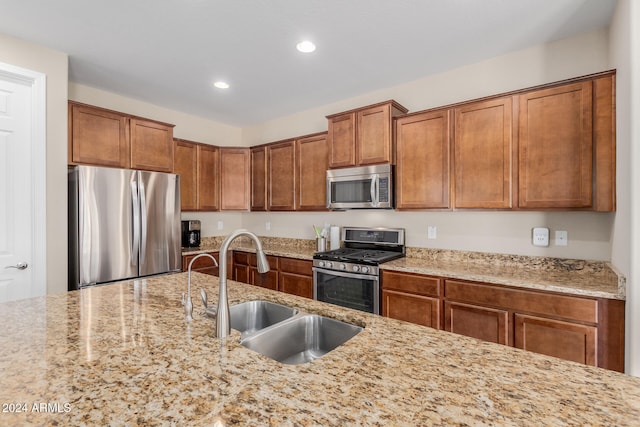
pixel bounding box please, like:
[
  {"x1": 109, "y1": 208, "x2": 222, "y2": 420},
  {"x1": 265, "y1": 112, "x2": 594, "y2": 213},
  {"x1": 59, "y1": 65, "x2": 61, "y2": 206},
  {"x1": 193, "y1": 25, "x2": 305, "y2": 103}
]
[
  {"x1": 361, "y1": 266, "x2": 369, "y2": 274},
  {"x1": 339, "y1": 263, "x2": 347, "y2": 270},
  {"x1": 318, "y1": 261, "x2": 325, "y2": 268},
  {"x1": 326, "y1": 262, "x2": 333, "y2": 269},
  {"x1": 352, "y1": 265, "x2": 360, "y2": 272}
]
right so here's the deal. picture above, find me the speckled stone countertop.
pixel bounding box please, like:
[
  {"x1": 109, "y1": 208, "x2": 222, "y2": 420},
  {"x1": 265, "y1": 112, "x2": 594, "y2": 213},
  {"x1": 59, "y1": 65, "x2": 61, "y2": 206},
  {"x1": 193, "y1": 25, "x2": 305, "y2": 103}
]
[
  {"x1": 183, "y1": 237, "x2": 625, "y2": 300},
  {"x1": 0, "y1": 273, "x2": 638, "y2": 426}
]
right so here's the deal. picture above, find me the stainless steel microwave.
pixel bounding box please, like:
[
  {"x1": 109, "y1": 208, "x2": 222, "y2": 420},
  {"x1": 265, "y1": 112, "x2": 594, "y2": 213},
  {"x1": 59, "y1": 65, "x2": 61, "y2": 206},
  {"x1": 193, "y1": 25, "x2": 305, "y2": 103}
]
[{"x1": 326, "y1": 164, "x2": 393, "y2": 209}]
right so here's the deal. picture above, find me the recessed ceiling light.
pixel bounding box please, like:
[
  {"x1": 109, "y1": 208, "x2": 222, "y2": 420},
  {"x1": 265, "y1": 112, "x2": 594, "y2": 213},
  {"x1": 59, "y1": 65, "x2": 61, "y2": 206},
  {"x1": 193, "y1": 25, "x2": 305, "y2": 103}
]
[
  {"x1": 213, "y1": 81, "x2": 229, "y2": 89},
  {"x1": 296, "y1": 40, "x2": 316, "y2": 53}
]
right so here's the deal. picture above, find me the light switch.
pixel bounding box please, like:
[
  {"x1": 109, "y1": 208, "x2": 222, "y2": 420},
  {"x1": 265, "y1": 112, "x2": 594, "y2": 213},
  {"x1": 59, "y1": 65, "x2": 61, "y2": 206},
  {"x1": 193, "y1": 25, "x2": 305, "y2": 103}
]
[
  {"x1": 532, "y1": 227, "x2": 549, "y2": 247},
  {"x1": 427, "y1": 226, "x2": 437, "y2": 239},
  {"x1": 217, "y1": 221, "x2": 224, "y2": 230}
]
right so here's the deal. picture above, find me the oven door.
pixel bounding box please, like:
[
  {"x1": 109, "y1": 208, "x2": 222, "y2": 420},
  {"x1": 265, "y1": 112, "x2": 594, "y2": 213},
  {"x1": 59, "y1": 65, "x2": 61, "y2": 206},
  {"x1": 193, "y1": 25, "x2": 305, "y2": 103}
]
[{"x1": 313, "y1": 267, "x2": 379, "y2": 314}]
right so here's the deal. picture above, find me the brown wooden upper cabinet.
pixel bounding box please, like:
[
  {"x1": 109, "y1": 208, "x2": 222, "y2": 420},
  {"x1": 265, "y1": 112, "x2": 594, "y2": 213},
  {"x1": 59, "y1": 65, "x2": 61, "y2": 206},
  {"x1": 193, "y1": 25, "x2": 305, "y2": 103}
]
[
  {"x1": 219, "y1": 147, "x2": 250, "y2": 210},
  {"x1": 296, "y1": 132, "x2": 329, "y2": 211},
  {"x1": 268, "y1": 139, "x2": 297, "y2": 211},
  {"x1": 130, "y1": 118, "x2": 174, "y2": 172},
  {"x1": 174, "y1": 139, "x2": 198, "y2": 211},
  {"x1": 518, "y1": 80, "x2": 599, "y2": 209},
  {"x1": 251, "y1": 146, "x2": 268, "y2": 211},
  {"x1": 454, "y1": 96, "x2": 514, "y2": 209},
  {"x1": 174, "y1": 139, "x2": 220, "y2": 211},
  {"x1": 327, "y1": 100, "x2": 408, "y2": 168},
  {"x1": 69, "y1": 102, "x2": 130, "y2": 168},
  {"x1": 395, "y1": 109, "x2": 451, "y2": 209},
  {"x1": 250, "y1": 132, "x2": 329, "y2": 212},
  {"x1": 393, "y1": 71, "x2": 616, "y2": 212},
  {"x1": 68, "y1": 101, "x2": 174, "y2": 172}
]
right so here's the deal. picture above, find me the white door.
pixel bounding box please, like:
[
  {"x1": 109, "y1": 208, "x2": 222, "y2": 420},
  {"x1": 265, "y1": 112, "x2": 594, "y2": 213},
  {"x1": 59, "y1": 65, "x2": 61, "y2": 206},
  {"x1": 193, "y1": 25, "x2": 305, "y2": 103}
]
[{"x1": 0, "y1": 63, "x2": 46, "y2": 302}]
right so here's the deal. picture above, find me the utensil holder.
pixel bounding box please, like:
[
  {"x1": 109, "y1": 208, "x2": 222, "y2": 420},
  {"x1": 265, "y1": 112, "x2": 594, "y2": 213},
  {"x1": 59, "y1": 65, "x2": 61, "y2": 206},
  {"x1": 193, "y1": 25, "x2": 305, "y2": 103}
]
[{"x1": 316, "y1": 237, "x2": 327, "y2": 252}]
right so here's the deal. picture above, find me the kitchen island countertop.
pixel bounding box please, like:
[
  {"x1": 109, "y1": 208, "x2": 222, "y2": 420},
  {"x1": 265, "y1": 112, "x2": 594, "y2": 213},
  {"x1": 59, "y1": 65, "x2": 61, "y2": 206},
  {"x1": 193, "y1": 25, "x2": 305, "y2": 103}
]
[{"x1": 1, "y1": 272, "x2": 639, "y2": 426}]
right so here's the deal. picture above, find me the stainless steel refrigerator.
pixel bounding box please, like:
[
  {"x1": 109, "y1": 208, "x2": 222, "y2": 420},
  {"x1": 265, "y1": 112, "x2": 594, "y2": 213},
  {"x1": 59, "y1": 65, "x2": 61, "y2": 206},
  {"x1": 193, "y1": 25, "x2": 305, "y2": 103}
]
[{"x1": 68, "y1": 165, "x2": 181, "y2": 290}]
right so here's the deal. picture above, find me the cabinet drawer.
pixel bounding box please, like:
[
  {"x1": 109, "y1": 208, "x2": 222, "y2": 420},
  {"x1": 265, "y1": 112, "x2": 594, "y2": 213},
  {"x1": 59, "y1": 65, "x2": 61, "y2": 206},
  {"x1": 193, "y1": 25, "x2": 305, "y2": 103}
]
[
  {"x1": 182, "y1": 252, "x2": 219, "y2": 271},
  {"x1": 381, "y1": 270, "x2": 441, "y2": 297},
  {"x1": 444, "y1": 279, "x2": 597, "y2": 324},
  {"x1": 233, "y1": 251, "x2": 249, "y2": 265},
  {"x1": 248, "y1": 254, "x2": 279, "y2": 270},
  {"x1": 279, "y1": 257, "x2": 312, "y2": 276}
]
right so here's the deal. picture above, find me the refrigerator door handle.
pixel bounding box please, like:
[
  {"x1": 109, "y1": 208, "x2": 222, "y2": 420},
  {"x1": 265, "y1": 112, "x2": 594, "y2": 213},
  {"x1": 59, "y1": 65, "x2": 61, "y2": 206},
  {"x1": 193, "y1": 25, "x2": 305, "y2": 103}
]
[
  {"x1": 131, "y1": 181, "x2": 140, "y2": 267},
  {"x1": 139, "y1": 178, "x2": 147, "y2": 263}
]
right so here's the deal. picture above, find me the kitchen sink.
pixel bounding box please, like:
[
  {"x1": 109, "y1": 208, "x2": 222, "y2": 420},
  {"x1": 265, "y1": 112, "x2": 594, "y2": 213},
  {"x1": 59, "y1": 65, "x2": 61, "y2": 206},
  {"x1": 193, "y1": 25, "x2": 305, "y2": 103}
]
[
  {"x1": 229, "y1": 300, "x2": 297, "y2": 338},
  {"x1": 240, "y1": 313, "x2": 363, "y2": 365}
]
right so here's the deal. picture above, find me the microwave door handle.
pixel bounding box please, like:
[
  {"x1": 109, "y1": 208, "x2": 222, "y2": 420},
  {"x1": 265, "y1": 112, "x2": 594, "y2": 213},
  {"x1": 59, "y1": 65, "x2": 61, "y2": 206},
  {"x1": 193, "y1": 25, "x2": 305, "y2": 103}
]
[{"x1": 371, "y1": 174, "x2": 379, "y2": 207}]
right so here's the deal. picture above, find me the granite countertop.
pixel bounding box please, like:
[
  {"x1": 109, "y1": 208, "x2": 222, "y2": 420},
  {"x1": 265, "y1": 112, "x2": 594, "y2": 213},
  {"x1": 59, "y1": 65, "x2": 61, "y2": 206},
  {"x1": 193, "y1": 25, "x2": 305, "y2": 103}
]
[
  {"x1": 182, "y1": 237, "x2": 625, "y2": 300},
  {"x1": 1, "y1": 273, "x2": 639, "y2": 426}
]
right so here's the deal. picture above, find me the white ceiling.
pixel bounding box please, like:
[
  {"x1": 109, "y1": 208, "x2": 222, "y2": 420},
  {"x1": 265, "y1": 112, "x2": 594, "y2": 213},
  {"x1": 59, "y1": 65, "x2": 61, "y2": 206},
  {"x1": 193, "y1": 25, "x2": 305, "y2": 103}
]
[{"x1": 0, "y1": 0, "x2": 617, "y2": 126}]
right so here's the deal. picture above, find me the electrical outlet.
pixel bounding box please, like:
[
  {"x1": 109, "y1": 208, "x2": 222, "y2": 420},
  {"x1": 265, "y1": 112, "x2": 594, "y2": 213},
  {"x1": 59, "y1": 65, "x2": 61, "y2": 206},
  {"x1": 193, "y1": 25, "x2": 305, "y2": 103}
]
[
  {"x1": 217, "y1": 221, "x2": 224, "y2": 230},
  {"x1": 427, "y1": 226, "x2": 437, "y2": 239},
  {"x1": 532, "y1": 227, "x2": 549, "y2": 247},
  {"x1": 555, "y1": 230, "x2": 568, "y2": 246},
  {"x1": 265, "y1": 221, "x2": 271, "y2": 231}
]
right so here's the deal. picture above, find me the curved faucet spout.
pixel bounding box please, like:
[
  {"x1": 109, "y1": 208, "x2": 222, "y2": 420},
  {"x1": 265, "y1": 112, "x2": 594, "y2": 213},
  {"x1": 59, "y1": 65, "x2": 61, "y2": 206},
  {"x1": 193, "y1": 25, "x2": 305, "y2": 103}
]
[
  {"x1": 217, "y1": 229, "x2": 270, "y2": 338},
  {"x1": 184, "y1": 253, "x2": 219, "y2": 322}
]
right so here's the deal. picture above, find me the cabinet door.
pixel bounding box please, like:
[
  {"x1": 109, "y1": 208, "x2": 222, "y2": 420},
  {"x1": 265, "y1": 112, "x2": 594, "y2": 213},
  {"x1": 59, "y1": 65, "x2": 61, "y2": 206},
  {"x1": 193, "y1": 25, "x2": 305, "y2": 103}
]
[
  {"x1": 357, "y1": 103, "x2": 392, "y2": 165},
  {"x1": 174, "y1": 140, "x2": 197, "y2": 211},
  {"x1": 220, "y1": 148, "x2": 250, "y2": 210},
  {"x1": 444, "y1": 301, "x2": 509, "y2": 345},
  {"x1": 514, "y1": 314, "x2": 597, "y2": 366},
  {"x1": 130, "y1": 118, "x2": 174, "y2": 172},
  {"x1": 382, "y1": 290, "x2": 440, "y2": 328},
  {"x1": 268, "y1": 140, "x2": 296, "y2": 210},
  {"x1": 197, "y1": 144, "x2": 219, "y2": 211},
  {"x1": 518, "y1": 82, "x2": 593, "y2": 208},
  {"x1": 327, "y1": 112, "x2": 356, "y2": 168},
  {"x1": 279, "y1": 273, "x2": 313, "y2": 298},
  {"x1": 297, "y1": 133, "x2": 328, "y2": 211},
  {"x1": 69, "y1": 103, "x2": 130, "y2": 168},
  {"x1": 251, "y1": 146, "x2": 268, "y2": 211},
  {"x1": 395, "y1": 110, "x2": 451, "y2": 209},
  {"x1": 278, "y1": 258, "x2": 313, "y2": 298},
  {"x1": 249, "y1": 254, "x2": 279, "y2": 290},
  {"x1": 454, "y1": 97, "x2": 513, "y2": 209}
]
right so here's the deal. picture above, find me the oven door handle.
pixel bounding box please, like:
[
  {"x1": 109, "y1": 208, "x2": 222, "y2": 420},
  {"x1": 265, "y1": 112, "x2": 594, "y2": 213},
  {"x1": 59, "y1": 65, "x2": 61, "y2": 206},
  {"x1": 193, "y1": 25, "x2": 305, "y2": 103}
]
[{"x1": 313, "y1": 267, "x2": 378, "y2": 281}]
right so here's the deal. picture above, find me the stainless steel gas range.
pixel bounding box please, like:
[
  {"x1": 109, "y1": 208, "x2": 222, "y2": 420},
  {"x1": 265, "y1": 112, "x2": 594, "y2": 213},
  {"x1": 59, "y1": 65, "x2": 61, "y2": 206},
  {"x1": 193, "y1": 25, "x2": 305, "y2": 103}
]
[{"x1": 312, "y1": 227, "x2": 405, "y2": 314}]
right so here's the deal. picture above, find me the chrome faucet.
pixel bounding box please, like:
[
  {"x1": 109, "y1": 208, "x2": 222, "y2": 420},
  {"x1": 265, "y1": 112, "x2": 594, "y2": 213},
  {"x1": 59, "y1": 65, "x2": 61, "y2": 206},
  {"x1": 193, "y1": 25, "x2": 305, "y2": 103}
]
[
  {"x1": 183, "y1": 253, "x2": 219, "y2": 322},
  {"x1": 216, "y1": 229, "x2": 270, "y2": 338}
]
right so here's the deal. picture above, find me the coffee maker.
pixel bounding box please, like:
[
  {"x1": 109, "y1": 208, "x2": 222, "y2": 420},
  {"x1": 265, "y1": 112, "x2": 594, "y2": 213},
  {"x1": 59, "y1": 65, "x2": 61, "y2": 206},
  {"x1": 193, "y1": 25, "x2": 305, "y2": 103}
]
[{"x1": 181, "y1": 220, "x2": 201, "y2": 248}]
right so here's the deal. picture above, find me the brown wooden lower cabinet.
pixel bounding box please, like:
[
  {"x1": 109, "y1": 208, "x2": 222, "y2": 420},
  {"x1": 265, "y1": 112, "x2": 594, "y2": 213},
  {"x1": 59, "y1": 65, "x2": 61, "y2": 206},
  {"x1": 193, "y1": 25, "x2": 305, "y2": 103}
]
[
  {"x1": 278, "y1": 257, "x2": 313, "y2": 298},
  {"x1": 381, "y1": 270, "x2": 441, "y2": 328},
  {"x1": 514, "y1": 314, "x2": 597, "y2": 366},
  {"x1": 382, "y1": 271, "x2": 624, "y2": 372},
  {"x1": 182, "y1": 252, "x2": 220, "y2": 276},
  {"x1": 382, "y1": 290, "x2": 440, "y2": 328},
  {"x1": 230, "y1": 252, "x2": 312, "y2": 299},
  {"x1": 444, "y1": 301, "x2": 510, "y2": 345},
  {"x1": 250, "y1": 254, "x2": 279, "y2": 291}
]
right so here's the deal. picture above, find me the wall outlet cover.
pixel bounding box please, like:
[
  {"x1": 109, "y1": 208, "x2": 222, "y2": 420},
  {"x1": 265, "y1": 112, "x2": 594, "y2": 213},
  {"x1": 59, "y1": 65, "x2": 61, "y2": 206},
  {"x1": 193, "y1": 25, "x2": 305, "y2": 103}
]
[{"x1": 532, "y1": 227, "x2": 550, "y2": 247}]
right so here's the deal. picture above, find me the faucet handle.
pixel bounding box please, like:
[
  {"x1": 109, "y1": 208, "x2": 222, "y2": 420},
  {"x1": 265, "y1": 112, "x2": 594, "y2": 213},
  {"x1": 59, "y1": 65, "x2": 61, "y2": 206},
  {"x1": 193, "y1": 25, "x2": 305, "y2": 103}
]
[
  {"x1": 182, "y1": 292, "x2": 194, "y2": 322},
  {"x1": 200, "y1": 289, "x2": 208, "y2": 308}
]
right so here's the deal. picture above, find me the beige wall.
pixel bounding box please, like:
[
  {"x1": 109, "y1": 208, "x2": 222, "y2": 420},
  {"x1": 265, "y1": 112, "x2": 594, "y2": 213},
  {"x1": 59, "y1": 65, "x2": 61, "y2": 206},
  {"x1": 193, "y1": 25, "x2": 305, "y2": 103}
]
[
  {"x1": 69, "y1": 83, "x2": 242, "y2": 146},
  {"x1": 609, "y1": 0, "x2": 639, "y2": 375},
  {"x1": 0, "y1": 33, "x2": 68, "y2": 295},
  {"x1": 241, "y1": 29, "x2": 615, "y2": 260}
]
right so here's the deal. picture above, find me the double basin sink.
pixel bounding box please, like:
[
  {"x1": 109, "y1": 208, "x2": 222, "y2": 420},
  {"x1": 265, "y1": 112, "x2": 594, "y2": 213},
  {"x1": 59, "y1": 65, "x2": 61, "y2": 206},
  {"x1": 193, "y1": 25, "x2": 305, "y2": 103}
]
[{"x1": 229, "y1": 300, "x2": 363, "y2": 365}]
